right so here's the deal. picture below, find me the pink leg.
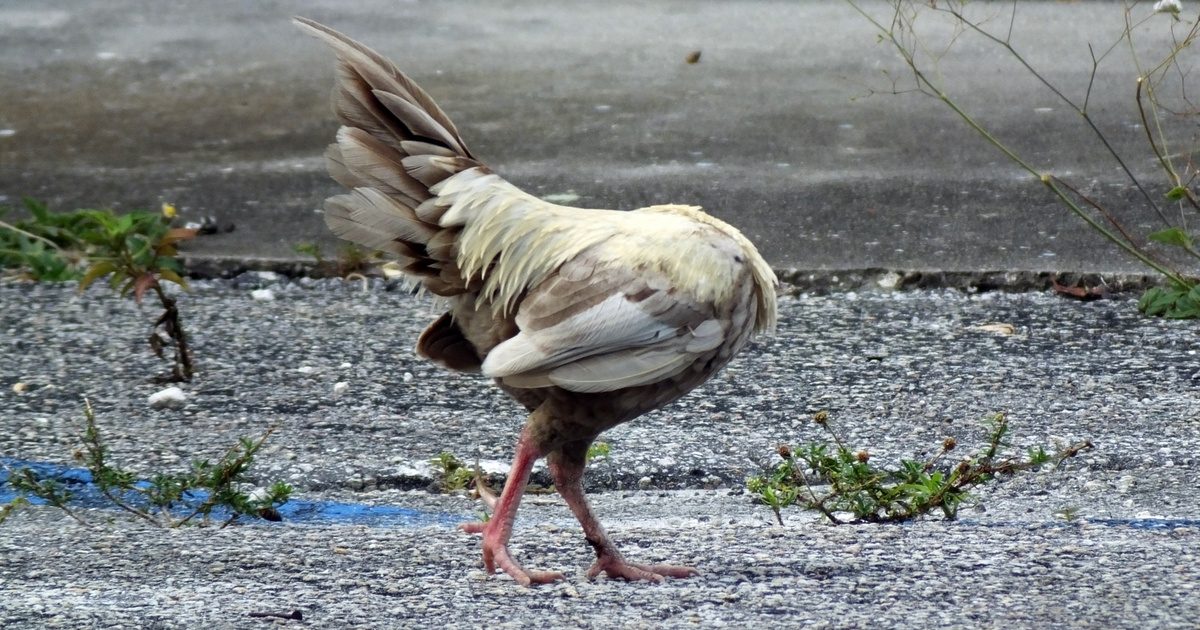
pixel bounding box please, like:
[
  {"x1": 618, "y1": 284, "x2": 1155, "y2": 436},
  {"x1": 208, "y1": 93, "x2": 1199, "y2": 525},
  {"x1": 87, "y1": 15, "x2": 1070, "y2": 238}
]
[
  {"x1": 549, "y1": 451, "x2": 699, "y2": 582},
  {"x1": 460, "y1": 428, "x2": 564, "y2": 586}
]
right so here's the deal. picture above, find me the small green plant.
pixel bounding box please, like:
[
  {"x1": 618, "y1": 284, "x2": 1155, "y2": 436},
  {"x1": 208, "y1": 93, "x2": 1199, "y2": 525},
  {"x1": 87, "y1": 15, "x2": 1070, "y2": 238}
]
[
  {"x1": 431, "y1": 451, "x2": 474, "y2": 493},
  {"x1": 748, "y1": 411, "x2": 1092, "y2": 526},
  {"x1": 0, "y1": 199, "x2": 197, "y2": 380},
  {"x1": 1054, "y1": 505, "x2": 1082, "y2": 522},
  {"x1": 0, "y1": 496, "x2": 30, "y2": 525},
  {"x1": 1138, "y1": 284, "x2": 1200, "y2": 319},
  {"x1": 586, "y1": 442, "x2": 611, "y2": 462},
  {"x1": 2, "y1": 400, "x2": 291, "y2": 528},
  {"x1": 294, "y1": 241, "x2": 382, "y2": 278},
  {"x1": 293, "y1": 241, "x2": 325, "y2": 267}
]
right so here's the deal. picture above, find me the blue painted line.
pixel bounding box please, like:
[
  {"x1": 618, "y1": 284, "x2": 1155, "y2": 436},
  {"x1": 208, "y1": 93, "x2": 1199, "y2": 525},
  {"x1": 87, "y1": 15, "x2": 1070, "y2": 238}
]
[
  {"x1": 1, "y1": 458, "x2": 464, "y2": 529},
  {"x1": 4, "y1": 458, "x2": 1199, "y2": 531}
]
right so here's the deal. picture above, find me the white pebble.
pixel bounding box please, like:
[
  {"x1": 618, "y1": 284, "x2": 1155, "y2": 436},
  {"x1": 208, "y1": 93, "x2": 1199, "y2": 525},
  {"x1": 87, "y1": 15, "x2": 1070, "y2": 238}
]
[
  {"x1": 297, "y1": 366, "x2": 316, "y2": 374},
  {"x1": 638, "y1": 476, "x2": 652, "y2": 489},
  {"x1": 333, "y1": 381, "x2": 349, "y2": 396},
  {"x1": 402, "y1": 372, "x2": 414, "y2": 382},
  {"x1": 148, "y1": 386, "x2": 186, "y2": 409},
  {"x1": 251, "y1": 289, "x2": 275, "y2": 302},
  {"x1": 877, "y1": 271, "x2": 901, "y2": 289},
  {"x1": 339, "y1": 362, "x2": 353, "y2": 369}
]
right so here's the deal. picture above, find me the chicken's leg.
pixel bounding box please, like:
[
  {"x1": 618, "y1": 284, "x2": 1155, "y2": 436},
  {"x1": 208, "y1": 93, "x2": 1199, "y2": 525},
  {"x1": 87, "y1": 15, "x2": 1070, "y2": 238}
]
[
  {"x1": 549, "y1": 448, "x2": 699, "y2": 582},
  {"x1": 460, "y1": 427, "x2": 564, "y2": 586}
]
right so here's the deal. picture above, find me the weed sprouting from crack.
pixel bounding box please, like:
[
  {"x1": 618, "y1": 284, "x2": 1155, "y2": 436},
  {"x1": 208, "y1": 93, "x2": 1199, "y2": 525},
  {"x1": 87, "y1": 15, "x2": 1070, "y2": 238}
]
[
  {"x1": 0, "y1": 199, "x2": 197, "y2": 381},
  {"x1": 747, "y1": 411, "x2": 1093, "y2": 526},
  {"x1": 431, "y1": 451, "x2": 474, "y2": 494},
  {"x1": 1, "y1": 400, "x2": 292, "y2": 528}
]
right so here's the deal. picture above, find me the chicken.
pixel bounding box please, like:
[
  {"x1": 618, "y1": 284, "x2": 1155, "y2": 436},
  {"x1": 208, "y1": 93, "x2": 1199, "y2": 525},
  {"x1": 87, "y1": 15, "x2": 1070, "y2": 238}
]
[{"x1": 296, "y1": 18, "x2": 778, "y2": 585}]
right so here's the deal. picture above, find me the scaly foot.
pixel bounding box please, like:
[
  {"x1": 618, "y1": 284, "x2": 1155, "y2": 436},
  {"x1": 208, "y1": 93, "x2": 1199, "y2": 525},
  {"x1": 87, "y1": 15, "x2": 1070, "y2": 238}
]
[
  {"x1": 461, "y1": 522, "x2": 565, "y2": 586},
  {"x1": 587, "y1": 552, "x2": 699, "y2": 582}
]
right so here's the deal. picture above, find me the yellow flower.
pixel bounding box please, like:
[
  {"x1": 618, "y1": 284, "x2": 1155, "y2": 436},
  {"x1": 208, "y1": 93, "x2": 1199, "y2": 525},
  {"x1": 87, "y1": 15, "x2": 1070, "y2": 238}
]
[{"x1": 161, "y1": 202, "x2": 177, "y2": 219}]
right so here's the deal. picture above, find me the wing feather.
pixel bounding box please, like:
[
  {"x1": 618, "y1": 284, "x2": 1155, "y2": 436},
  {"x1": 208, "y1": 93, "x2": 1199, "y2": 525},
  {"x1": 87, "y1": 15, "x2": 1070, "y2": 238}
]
[{"x1": 481, "y1": 266, "x2": 726, "y2": 392}]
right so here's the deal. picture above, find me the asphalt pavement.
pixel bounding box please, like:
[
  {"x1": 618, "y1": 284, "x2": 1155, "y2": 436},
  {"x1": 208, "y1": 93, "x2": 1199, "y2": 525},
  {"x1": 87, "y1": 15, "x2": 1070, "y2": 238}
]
[
  {"x1": 1, "y1": 280, "x2": 1198, "y2": 627},
  {"x1": 2, "y1": 1, "x2": 1200, "y2": 628}
]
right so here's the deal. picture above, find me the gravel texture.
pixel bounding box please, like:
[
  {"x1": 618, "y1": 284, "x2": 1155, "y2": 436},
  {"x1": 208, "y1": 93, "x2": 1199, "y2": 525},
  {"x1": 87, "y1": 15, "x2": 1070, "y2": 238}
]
[{"x1": 1, "y1": 279, "x2": 1199, "y2": 627}]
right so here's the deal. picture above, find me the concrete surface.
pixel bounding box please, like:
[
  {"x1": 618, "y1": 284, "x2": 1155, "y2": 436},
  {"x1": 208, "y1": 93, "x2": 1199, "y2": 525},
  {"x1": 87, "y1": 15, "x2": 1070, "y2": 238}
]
[
  {"x1": 1, "y1": 279, "x2": 1198, "y2": 627},
  {"x1": 2, "y1": 1, "x2": 1196, "y2": 276}
]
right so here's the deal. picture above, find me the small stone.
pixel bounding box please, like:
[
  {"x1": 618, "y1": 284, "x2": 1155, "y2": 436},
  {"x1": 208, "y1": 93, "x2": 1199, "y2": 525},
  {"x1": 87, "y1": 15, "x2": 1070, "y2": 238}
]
[
  {"x1": 148, "y1": 386, "x2": 186, "y2": 409},
  {"x1": 297, "y1": 366, "x2": 316, "y2": 375},
  {"x1": 333, "y1": 381, "x2": 349, "y2": 396},
  {"x1": 877, "y1": 271, "x2": 901, "y2": 289},
  {"x1": 1116, "y1": 475, "x2": 1135, "y2": 494},
  {"x1": 402, "y1": 372, "x2": 414, "y2": 382},
  {"x1": 339, "y1": 362, "x2": 353, "y2": 369},
  {"x1": 11, "y1": 382, "x2": 28, "y2": 394},
  {"x1": 251, "y1": 288, "x2": 275, "y2": 302},
  {"x1": 638, "y1": 476, "x2": 652, "y2": 489}
]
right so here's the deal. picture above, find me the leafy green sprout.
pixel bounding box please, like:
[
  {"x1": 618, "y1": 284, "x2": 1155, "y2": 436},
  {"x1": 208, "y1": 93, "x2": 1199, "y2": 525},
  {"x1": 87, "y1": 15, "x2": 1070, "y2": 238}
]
[
  {"x1": 0, "y1": 496, "x2": 30, "y2": 525},
  {"x1": 748, "y1": 411, "x2": 1092, "y2": 526},
  {"x1": 432, "y1": 452, "x2": 474, "y2": 493},
  {"x1": 2, "y1": 400, "x2": 291, "y2": 528},
  {"x1": 586, "y1": 442, "x2": 611, "y2": 462},
  {"x1": 294, "y1": 241, "x2": 383, "y2": 278},
  {"x1": 0, "y1": 199, "x2": 197, "y2": 380}
]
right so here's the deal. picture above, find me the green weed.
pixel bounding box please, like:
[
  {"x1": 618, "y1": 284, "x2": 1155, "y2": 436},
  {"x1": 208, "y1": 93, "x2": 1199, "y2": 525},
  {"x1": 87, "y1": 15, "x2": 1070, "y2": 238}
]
[
  {"x1": 294, "y1": 241, "x2": 382, "y2": 278},
  {"x1": 586, "y1": 442, "x2": 611, "y2": 462},
  {"x1": 431, "y1": 451, "x2": 474, "y2": 493},
  {"x1": 2, "y1": 400, "x2": 291, "y2": 528},
  {"x1": 748, "y1": 411, "x2": 1092, "y2": 526},
  {"x1": 0, "y1": 199, "x2": 196, "y2": 380}
]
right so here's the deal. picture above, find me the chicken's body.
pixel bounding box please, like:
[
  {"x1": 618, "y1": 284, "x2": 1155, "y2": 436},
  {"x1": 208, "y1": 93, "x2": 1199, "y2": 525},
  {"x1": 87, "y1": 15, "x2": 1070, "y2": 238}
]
[{"x1": 298, "y1": 18, "x2": 777, "y2": 585}]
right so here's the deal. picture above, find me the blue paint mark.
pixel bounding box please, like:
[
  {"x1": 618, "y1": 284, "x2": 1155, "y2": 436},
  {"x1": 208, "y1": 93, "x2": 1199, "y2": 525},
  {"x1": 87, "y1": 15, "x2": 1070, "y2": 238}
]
[
  {"x1": 1, "y1": 458, "x2": 464, "y2": 529},
  {"x1": 5, "y1": 458, "x2": 1199, "y2": 531}
]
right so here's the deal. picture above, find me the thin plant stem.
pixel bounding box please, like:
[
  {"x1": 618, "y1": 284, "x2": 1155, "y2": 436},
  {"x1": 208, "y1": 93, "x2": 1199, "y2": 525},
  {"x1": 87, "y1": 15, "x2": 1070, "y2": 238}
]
[
  {"x1": 0, "y1": 219, "x2": 63, "y2": 250},
  {"x1": 846, "y1": 0, "x2": 1192, "y2": 287}
]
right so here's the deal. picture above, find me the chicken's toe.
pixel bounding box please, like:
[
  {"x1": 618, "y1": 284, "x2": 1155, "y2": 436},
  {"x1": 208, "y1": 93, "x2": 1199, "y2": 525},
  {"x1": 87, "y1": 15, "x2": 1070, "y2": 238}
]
[
  {"x1": 587, "y1": 557, "x2": 699, "y2": 582},
  {"x1": 482, "y1": 538, "x2": 565, "y2": 586}
]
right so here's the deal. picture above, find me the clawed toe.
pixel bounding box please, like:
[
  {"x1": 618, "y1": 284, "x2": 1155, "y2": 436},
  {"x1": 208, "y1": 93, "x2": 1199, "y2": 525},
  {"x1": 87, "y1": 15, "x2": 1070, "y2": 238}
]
[
  {"x1": 483, "y1": 537, "x2": 565, "y2": 586},
  {"x1": 587, "y1": 558, "x2": 700, "y2": 582},
  {"x1": 459, "y1": 521, "x2": 487, "y2": 534}
]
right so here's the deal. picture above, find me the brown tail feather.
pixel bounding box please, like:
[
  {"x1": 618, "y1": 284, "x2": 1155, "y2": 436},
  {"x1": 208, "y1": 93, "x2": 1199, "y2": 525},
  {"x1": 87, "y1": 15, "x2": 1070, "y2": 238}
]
[
  {"x1": 296, "y1": 17, "x2": 486, "y2": 297},
  {"x1": 295, "y1": 17, "x2": 471, "y2": 157}
]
